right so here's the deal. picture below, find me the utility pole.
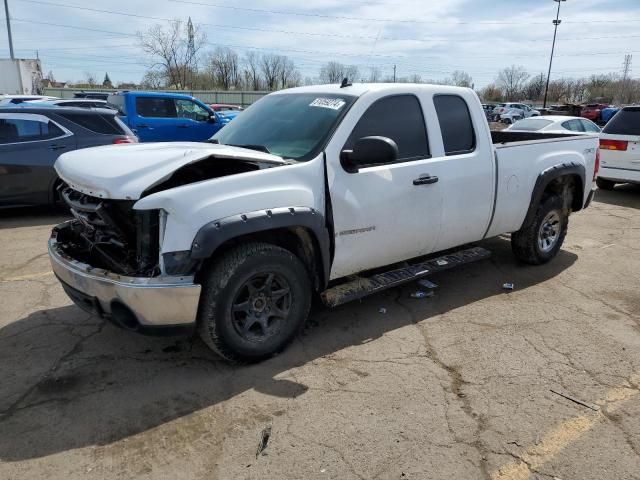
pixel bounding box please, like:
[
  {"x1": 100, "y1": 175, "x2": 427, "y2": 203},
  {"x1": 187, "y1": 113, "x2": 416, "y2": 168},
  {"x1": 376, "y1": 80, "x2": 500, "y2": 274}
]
[
  {"x1": 4, "y1": 0, "x2": 15, "y2": 59},
  {"x1": 543, "y1": 0, "x2": 566, "y2": 109},
  {"x1": 393, "y1": 65, "x2": 396, "y2": 83},
  {"x1": 620, "y1": 54, "x2": 632, "y2": 104}
]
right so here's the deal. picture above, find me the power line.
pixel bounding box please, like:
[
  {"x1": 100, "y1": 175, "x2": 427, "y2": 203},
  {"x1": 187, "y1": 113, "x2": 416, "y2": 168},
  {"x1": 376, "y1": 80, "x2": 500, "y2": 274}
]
[
  {"x1": 14, "y1": 0, "x2": 640, "y2": 48},
  {"x1": 12, "y1": 17, "x2": 640, "y2": 63},
  {"x1": 168, "y1": 0, "x2": 640, "y2": 25}
]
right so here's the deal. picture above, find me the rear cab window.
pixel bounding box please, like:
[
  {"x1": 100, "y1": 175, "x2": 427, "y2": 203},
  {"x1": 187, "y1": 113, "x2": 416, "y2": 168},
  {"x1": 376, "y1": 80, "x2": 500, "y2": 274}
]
[
  {"x1": 603, "y1": 108, "x2": 640, "y2": 136},
  {"x1": 344, "y1": 94, "x2": 429, "y2": 163},
  {"x1": 135, "y1": 97, "x2": 177, "y2": 118},
  {"x1": 433, "y1": 95, "x2": 475, "y2": 155}
]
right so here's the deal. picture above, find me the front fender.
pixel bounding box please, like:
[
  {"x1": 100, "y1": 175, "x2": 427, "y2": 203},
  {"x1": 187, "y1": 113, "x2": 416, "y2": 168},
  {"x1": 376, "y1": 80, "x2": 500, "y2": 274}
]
[{"x1": 190, "y1": 207, "x2": 331, "y2": 286}]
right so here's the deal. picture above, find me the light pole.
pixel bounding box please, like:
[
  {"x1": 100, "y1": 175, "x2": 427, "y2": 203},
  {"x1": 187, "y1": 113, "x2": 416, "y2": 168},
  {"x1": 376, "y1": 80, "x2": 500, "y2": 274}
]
[
  {"x1": 543, "y1": 0, "x2": 566, "y2": 109},
  {"x1": 3, "y1": 0, "x2": 14, "y2": 59}
]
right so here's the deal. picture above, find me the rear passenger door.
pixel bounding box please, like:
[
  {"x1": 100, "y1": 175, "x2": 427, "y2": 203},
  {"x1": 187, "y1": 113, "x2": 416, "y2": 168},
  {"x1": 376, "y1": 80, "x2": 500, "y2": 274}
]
[
  {"x1": 0, "y1": 113, "x2": 75, "y2": 206},
  {"x1": 133, "y1": 96, "x2": 179, "y2": 142},
  {"x1": 428, "y1": 95, "x2": 495, "y2": 251}
]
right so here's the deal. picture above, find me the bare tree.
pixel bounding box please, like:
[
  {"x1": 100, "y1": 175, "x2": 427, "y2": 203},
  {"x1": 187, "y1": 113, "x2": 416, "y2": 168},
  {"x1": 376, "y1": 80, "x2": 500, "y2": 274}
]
[
  {"x1": 260, "y1": 53, "x2": 282, "y2": 90},
  {"x1": 84, "y1": 72, "x2": 97, "y2": 87},
  {"x1": 138, "y1": 20, "x2": 206, "y2": 89},
  {"x1": 243, "y1": 51, "x2": 262, "y2": 90},
  {"x1": 319, "y1": 62, "x2": 359, "y2": 84},
  {"x1": 208, "y1": 47, "x2": 239, "y2": 89},
  {"x1": 496, "y1": 65, "x2": 529, "y2": 100},
  {"x1": 451, "y1": 70, "x2": 473, "y2": 88},
  {"x1": 141, "y1": 70, "x2": 165, "y2": 89},
  {"x1": 523, "y1": 73, "x2": 546, "y2": 101},
  {"x1": 479, "y1": 84, "x2": 503, "y2": 102},
  {"x1": 368, "y1": 66, "x2": 382, "y2": 82},
  {"x1": 278, "y1": 56, "x2": 300, "y2": 89}
]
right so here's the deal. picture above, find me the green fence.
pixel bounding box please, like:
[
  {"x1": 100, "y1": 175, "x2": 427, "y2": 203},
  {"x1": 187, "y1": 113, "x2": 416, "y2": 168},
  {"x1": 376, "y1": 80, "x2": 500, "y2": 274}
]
[{"x1": 42, "y1": 88, "x2": 269, "y2": 107}]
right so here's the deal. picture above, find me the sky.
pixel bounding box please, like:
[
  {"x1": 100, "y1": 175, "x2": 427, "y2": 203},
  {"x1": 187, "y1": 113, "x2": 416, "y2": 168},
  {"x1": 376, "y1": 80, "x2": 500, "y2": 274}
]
[{"x1": 1, "y1": 0, "x2": 640, "y2": 88}]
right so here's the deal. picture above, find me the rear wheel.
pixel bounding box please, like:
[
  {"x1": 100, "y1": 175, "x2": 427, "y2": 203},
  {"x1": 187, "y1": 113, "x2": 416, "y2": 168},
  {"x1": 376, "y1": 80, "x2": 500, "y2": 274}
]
[
  {"x1": 197, "y1": 242, "x2": 312, "y2": 363},
  {"x1": 596, "y1": 177, "x2": 616, "y2": 190},
  {"x1": 511, "y1": 196, "x2": 568, "y2": 265}
]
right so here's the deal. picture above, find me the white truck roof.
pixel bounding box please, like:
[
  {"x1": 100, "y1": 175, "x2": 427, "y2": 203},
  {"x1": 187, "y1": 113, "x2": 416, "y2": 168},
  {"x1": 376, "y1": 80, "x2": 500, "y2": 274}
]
[{"x1": 273, "y1": 83, "x2": 475, "y2": 97}]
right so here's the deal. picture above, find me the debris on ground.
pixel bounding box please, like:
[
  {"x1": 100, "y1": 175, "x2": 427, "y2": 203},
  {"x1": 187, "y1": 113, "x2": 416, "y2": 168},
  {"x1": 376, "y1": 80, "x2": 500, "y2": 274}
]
[
  {"x1": 502, "y1": 283, "x2": 514, "y2": 290},
  {"x1": 256, "y1": 426, "x2": 272, "y2": 458},
  {"x1": 379, "y1": 307, "x2": 387, "y2": 314},
  {"x1": 550, "y1": 389, "x2": 600, "y2": 411},
  {"x1": 410, "y1": 290, "x2": 435, "y2": 299},
  {"x1": 417, "y1": 279, "x2": 438, "y2": 289}
]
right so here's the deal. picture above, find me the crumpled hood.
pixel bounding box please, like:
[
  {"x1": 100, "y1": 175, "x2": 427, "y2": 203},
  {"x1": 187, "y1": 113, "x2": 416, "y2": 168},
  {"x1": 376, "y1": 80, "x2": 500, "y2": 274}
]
[{"x1": 54, "y1": 142, "x2": 287, "y2": 200}]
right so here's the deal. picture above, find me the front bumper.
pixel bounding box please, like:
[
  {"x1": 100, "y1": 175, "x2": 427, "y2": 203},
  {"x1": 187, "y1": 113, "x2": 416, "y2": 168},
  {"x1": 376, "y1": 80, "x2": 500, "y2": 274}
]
[{"x1": 49, "y1": 222, "x2": 201, "y2": 333}]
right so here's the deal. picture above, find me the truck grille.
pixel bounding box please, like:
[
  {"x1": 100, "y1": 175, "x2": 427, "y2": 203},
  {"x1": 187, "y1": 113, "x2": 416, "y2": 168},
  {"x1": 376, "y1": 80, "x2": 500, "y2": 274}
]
[{"x1": 58, "y1": 184, "x2": 160, "y2": 276}]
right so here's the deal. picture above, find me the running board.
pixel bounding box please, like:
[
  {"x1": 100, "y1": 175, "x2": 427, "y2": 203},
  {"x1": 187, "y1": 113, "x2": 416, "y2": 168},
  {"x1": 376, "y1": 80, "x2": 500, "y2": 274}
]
[{"x1": 321, "y1": 246, "x2": 491, "y2": 307}]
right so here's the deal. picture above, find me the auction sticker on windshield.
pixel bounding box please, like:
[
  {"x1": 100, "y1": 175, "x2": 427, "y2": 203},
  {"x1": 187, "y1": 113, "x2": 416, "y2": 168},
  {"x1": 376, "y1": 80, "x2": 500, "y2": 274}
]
[{"x1": 310, "y1": 98, "x2": 346, "y2": 110}]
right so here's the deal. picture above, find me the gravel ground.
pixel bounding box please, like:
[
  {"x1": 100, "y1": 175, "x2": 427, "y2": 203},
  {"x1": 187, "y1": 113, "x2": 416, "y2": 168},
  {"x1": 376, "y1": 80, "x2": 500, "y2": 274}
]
[{"x1": 0, "y1": 185, "x2": 639, "y2": 480}]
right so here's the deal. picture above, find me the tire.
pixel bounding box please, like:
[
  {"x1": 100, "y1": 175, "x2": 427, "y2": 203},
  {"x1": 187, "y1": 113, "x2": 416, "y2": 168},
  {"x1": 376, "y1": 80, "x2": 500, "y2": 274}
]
[
  {"x1": 511, "y1": 195, "x2": 568, "y2": 265},
  {"x1": 197, "y1": 242, "x2": 312, "y2": 363},
  {"x1": 596, "y1": 177, "x2": 616, "y2": 190}
]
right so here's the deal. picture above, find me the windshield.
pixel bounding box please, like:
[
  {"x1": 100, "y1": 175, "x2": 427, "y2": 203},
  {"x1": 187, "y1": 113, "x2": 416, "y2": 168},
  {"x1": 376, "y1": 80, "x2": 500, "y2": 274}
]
[
  {"x1": 510, "y1": 118, "x2": 553, "y2": 131},
  {"x1": 212, "y1": 93, "x2": 356, "y2": 160}
]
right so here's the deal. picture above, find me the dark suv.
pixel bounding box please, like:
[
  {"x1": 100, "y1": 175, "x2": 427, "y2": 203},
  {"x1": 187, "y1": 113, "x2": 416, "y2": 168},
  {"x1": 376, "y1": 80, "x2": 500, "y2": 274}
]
[{"x1": 0, "y1": 107, "x2": 136, "y2": 208}]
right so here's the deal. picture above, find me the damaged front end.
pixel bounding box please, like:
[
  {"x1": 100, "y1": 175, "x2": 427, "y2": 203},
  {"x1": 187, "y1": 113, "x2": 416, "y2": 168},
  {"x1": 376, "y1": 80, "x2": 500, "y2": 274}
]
[{"x1": 57, "y1": 184, "x2": 161, "y2": 277}]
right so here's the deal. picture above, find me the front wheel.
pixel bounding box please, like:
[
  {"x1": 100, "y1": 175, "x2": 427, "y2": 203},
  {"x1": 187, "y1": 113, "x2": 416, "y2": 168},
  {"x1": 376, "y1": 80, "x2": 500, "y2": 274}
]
[
  {"x1": 511, "y1": 196, "x2": 568, "y2": 265},
  {"x1": 197, "y1": 242, "x2": 312, "y2": 363}
]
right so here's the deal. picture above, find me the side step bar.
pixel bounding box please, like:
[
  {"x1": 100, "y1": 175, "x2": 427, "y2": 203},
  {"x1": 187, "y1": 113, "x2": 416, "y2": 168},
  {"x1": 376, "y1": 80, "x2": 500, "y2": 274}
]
[{"x1": 321, "y1": 246, "x2": 491, "y2": 307}]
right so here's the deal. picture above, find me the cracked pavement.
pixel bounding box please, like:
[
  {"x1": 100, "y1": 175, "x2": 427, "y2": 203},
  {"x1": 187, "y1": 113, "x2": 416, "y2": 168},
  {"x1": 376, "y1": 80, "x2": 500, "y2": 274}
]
[{"x1": 1, "y1": 185, "x2": 639, "y2": 480}]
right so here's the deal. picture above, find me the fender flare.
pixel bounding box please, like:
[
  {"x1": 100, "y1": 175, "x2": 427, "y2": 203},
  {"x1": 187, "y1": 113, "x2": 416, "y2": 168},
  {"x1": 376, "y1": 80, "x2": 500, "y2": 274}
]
[
  {"x1": 189, "y1": 206, "x2": 332, "y2": 287},
  {"x1": 521, "y1": 162, "x2": 586, "y2": 229}
]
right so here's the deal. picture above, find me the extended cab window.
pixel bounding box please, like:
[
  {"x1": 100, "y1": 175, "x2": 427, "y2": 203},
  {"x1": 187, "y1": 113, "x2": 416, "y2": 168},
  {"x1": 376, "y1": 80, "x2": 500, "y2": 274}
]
[
  {"x1": 344, "y1": 95, "x2": 429, "y2": 161},
  {"x1": 136, "y1": 97, "x2": 177, "y2": 118},
  {"x1": 434, "y1": 95, "x2": 475, "y2": 155}
]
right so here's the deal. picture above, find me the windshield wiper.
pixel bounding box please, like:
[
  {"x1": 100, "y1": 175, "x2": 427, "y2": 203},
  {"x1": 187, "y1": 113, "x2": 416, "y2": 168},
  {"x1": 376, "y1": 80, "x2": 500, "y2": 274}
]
[{"x1": 228, "y1": 143, "x2": 271, "y2": 154}]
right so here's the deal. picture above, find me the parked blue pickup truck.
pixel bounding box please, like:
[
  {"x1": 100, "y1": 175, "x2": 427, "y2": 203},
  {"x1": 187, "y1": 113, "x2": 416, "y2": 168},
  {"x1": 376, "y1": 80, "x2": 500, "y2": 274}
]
[{"x1": 106, "y1": 91, "x2": 236, "y2": 142}]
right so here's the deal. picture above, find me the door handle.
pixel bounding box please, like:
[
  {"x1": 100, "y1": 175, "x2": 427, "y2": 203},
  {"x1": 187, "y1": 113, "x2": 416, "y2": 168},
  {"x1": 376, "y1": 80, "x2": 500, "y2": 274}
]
[
  {"x1": 137, "y1": 124, "x2": 149, "y2": 128},
  {"x1": 49, "y1": 144, "x2": 67, "y2": 151},
  {"x1": 413, "y1": 174, "x2": 438, "y2": 186},
  {"x1": 177, "y1": 125, "x2": 190, "y2": 128}
]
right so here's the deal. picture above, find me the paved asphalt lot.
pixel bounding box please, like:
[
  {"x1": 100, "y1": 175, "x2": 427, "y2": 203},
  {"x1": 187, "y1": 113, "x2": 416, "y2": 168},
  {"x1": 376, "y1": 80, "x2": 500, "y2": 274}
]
[{"x1": 0, "y1": 186, "x2": 639, "y2": 480}]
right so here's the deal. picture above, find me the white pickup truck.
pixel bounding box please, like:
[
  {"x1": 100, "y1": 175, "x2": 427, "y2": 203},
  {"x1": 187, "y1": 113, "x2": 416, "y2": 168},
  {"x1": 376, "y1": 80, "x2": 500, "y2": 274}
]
[{"x1": 49, "y1": 83, "x2": 599, "y2": 362}]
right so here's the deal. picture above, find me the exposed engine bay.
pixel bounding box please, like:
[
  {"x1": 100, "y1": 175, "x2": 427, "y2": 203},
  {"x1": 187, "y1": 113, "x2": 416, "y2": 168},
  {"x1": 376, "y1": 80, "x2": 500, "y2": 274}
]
[{"x1": 57, "y1": 184, "x2": 161, "y2": 276}]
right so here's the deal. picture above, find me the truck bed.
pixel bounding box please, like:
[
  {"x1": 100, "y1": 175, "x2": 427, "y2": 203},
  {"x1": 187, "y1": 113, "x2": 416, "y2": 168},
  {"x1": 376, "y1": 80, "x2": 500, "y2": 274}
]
[{"x1": 486, "y1": 131, "x2": 598, "y2": 239}]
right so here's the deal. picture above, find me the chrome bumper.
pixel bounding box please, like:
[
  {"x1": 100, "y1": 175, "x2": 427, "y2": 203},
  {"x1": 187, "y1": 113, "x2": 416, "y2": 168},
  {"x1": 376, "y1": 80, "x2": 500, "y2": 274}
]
[{"x1": 49, "y1": 222, "x2": 201, "y2": 330}]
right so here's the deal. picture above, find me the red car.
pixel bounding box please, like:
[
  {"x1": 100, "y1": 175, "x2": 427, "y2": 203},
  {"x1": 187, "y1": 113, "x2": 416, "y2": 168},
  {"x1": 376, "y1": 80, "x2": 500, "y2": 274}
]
[
  {"x1": 581, "y1": 103, "x2": 608, "y2": 123},
  {"x1": 209, "y1": 103, "x2": 243, "y2": 112}
]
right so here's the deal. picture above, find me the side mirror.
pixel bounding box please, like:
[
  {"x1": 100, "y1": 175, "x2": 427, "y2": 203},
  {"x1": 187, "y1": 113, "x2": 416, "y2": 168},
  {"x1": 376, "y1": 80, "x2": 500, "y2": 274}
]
[
  {"x1": 340, "y1": 136, "x2": 399, "y2": 173},
  {"x1": 208, "y1": 113, "x2": 217, "y2": 123}
]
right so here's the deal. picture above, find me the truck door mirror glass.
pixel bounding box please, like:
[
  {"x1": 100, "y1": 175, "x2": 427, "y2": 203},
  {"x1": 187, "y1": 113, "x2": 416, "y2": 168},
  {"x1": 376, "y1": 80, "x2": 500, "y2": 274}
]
[{"x1": 340, "y1": 136, "x2": 399, "y2": 173}]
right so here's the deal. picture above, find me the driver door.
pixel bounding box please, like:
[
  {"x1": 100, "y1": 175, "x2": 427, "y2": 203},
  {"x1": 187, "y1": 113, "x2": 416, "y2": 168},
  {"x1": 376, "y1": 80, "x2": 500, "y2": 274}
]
[{"x1": 325, "y1": 93, "x2": 443, "y2": 280}]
